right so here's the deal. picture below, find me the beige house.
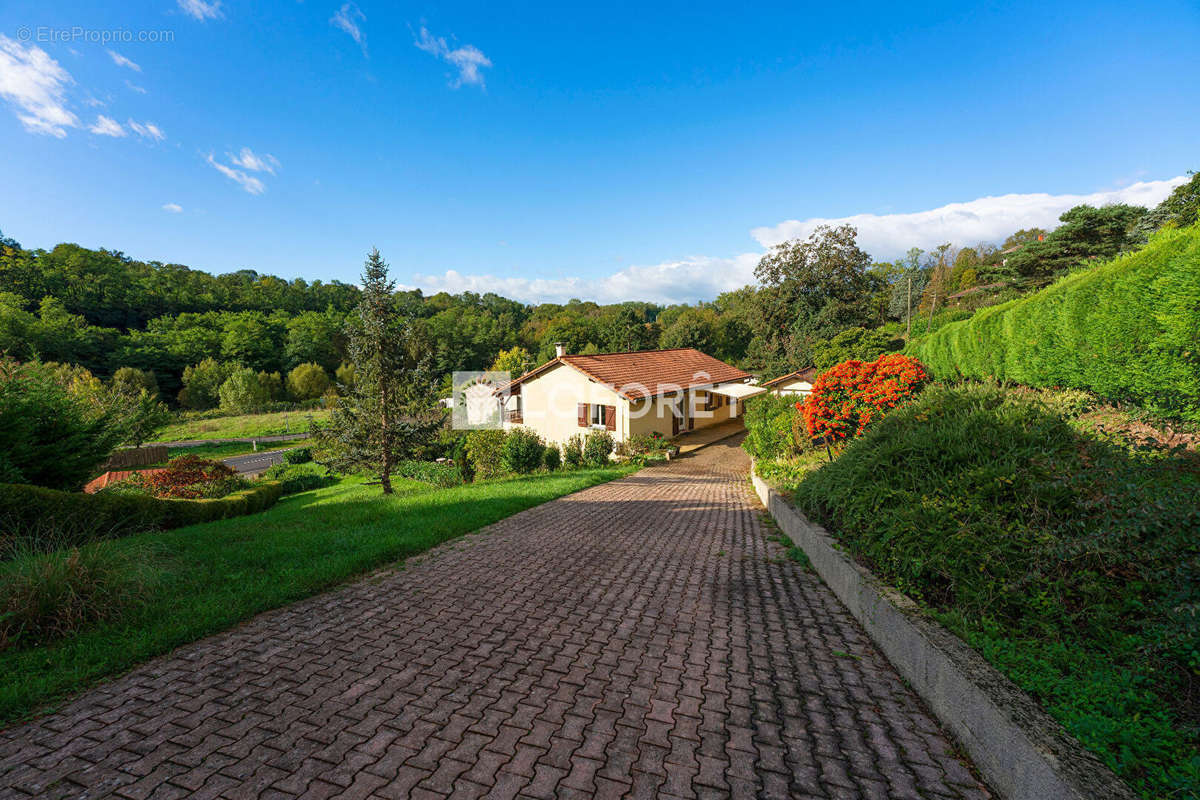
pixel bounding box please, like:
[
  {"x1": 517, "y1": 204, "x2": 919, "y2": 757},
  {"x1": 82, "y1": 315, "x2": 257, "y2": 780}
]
[
  {"x1": 500, "y1": 346, "x2": 764, "y2": 445},
  {"x1": 760, "y1": 367, "x2": 818, "y2": 397}
]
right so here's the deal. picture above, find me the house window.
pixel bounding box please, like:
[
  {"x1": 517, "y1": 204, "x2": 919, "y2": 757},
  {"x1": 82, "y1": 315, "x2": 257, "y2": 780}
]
[{"x1": 590, "y1": 404, "x2": 606, "y2": 427}]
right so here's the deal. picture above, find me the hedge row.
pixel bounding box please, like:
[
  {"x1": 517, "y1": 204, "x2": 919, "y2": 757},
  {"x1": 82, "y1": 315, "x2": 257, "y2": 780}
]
[
  {"x1": 909, "y1": 225, "x2": 1200, "y2": 421},
  {"x1": 0, "y1": 481, "x2": 284, "y2": 553}
]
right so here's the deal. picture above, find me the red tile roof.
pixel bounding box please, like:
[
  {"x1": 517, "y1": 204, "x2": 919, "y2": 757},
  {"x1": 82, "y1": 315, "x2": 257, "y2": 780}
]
[
  {"x1": 83, "y1": 468, "x2": 166, "y2": 494},
  {"x1": 761, "y1": 367, "x2": 817, "y2": 388},
  {"x1": 506, "y1": 348, "x2": 752, "y2": 401}
]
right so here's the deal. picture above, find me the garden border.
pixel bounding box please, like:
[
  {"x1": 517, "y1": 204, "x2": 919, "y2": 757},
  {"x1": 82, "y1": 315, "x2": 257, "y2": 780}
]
[{"x1": 749, "y1": 464, "x2": 1137, "y2": 800}]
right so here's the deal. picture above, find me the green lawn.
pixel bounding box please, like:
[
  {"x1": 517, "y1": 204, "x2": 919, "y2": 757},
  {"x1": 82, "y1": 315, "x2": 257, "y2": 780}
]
[
  {"x1": 153, "y1": 409, "x2": 330, "y2": 442},
  {"x1": 165, "y1": 440, "x2": 310, "y2": 461},
  {"x1": 0, "y1": 465, "x2": 635, "y2": 724}
]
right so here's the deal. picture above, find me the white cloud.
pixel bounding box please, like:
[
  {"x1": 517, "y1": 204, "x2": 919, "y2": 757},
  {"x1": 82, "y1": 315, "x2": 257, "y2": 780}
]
[
  {"x1": 205, "y1": 152, "x2": 266, "y2": 194},
  {"x1": 228, "y1": 147, "x2": 280, "y2": 174},
  {"x1": 331, "y1": 3, "x2": 367, "y2": 55},
  {"x1": 404, "y1": 253, "x2": 761, "y2": 306},
  {"x1": 107, "y1": 50, "x2": 141, "y2": 72},
  {"x1": 403, "y1": 176, "x2": 1187, "y2": 305},
  {"x1": 88, "y1": 114, "x2": 125, "y2": 137},
  {"x1": 125, "y1": 80, "x2": 147, "y2": 94},
  {"x1": 751, "y1": 177, "x2": 1188, "y2": 261},
  {"x1": 0, "y1": 35, "x2": 79, "y2": 137},
  {"x1": 162, "y1": 202, "x2": 183, "y2": 213},
  {"x1": 414, "y1": 25, "x2": 491, "y2": 88},
  {"x1": 178, "y1": 0, "x2": 223, "y2": 21},
  {"x1": 128, "y1": 119, "x2": 165, "y2": 142}
]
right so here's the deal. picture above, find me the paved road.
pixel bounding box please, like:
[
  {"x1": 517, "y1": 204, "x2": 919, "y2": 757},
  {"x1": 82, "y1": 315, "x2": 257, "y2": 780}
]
[
  {"x1": 222, "y1": 449, "x2": 294, "y2": 476},
  {"x1": 0, "y1": 437, "x2": 988, "y2": 799},
  {"x1": 149, "y1": 433, "x2": 311, "y2": 448}
]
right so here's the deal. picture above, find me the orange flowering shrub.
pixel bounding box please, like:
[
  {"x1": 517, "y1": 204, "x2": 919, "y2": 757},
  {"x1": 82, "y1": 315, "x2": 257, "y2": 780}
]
[{"x1": 798, "y1": 354, "x2": 929, "y2": 443}]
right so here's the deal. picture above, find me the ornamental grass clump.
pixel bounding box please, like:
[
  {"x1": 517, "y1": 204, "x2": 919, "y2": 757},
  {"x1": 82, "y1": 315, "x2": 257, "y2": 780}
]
[
  {"x1": 800, "y1": 354, "x2": 929, "y2": 444},
  {"x1": 0, "y1": 541, "x2": 158, "y2": 651}
]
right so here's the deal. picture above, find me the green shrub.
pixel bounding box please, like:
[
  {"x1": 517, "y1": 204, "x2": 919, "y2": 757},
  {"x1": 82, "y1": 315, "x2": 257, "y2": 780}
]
[
  {"x1": 0, "y1": 358, "x2": 123, "y2": 491},
  {"x1": 464, "y1": 429, "x2": 508, "y2": 481},
  {"x1": 110, "y1": 367, "x2": 158, "y2": 398},
  {"x1": 392, "y1": 460, "x2": 462, "y2": 488},
  {"x1": 502, "y1": 429, "x2": 546, "y2": 474},
  {"x1": 218, "y1": 368, "x2": 269, "y2": 413},
  {"x1": 257, "y1": 371, "x2": 284, "y2": 401},
  {"x1": 582, "y1": 431, "x2": 614, "y2": 468},
  {"x1": 0, "y1": 541, "x2": 158, "y2": 650},
  {"x1": 742, "y1": 393, "x2": 807, "y2": 460},
  {"x1": 286, "y1": 363, "x2": 331, "y2": 401},
  {"x1": 179, "y1": 359, "x2": 235, "y2": 410},
  {"x1": 562, "y1": 435, "x2": 584, "y2": 469},
  {"x1": 910, "y1": 224, "x2": 1200, "y2": 421},
  {"x1": 262, "y1": 463, "x2": 337, "y2": 495},
  {"x1": 811, "y1": 326, "x2": 902, "y2": 371},
  {"x1": 781, "y1": 382, "x2": 1199, "y2": 798},
  {"x1": 0, "y1": 481, "x2": 285, "y2": 556},
  {"x1": 283, "y1": 447, "x2": 313, "y2": 465},
  {"x1": 621, "y1": 432, "x2": 668, "y2": 456},
  {"x1": 543, "y1": 445, "x2": 561, "y2": 471}
]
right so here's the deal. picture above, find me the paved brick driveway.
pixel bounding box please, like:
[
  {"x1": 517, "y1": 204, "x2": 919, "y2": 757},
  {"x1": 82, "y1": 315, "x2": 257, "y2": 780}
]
[{"x1": 0, "y1": 438, "x2": 989, "y2": 800}]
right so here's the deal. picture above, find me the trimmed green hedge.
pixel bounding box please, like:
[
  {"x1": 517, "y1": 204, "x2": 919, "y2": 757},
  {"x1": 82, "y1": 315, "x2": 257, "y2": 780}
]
[
  {"x1": 910, "y1": 225, "x2": 1200, "y2": 420},
  {"x1": 0, "y1": 481, "x2": 284, "y2": 553}
]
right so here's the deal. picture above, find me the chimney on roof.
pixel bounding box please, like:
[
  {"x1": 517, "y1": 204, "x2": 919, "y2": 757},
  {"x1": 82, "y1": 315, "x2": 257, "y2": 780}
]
[{"x1": 555, "y1": 342, "x2": 566, "y2": 358}]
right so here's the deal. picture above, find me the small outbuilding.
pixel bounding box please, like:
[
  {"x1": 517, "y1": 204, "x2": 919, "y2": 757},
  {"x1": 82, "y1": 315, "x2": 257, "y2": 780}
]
[{"x1": 759, "y1": 367, "x2": 818, "y2": 397}]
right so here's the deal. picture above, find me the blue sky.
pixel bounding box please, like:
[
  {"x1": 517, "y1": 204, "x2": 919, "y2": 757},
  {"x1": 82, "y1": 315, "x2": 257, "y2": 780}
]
[{"x1": 0, "y1": 0, "x2": 1197, "y2": 304}]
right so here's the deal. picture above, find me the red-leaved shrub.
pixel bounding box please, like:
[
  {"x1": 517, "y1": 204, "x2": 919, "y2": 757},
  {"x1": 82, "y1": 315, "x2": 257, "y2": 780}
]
[
  {"x1": 134, "y1": 455, "x2": 237, "y2": 499},
  {"x1": 799, "y1": 354, "x2": 929, "y2": 443}
]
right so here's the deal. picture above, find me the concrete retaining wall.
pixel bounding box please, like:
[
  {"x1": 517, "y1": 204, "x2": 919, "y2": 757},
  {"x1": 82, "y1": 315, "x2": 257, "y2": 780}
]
[{"x1": 750, "y1": 468, "x2": 1136, "y2": 800}]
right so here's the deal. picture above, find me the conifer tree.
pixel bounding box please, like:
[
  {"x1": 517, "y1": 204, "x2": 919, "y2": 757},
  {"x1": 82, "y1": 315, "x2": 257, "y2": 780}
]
[{"x1": 317, "y1": 249, "x2": 437, "y2": 493}]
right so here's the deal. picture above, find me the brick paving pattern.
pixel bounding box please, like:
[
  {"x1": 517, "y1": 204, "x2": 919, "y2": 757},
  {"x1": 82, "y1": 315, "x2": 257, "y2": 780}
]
[{"x1": 0, "y1": 437, "x2": 990, "y2": 799}]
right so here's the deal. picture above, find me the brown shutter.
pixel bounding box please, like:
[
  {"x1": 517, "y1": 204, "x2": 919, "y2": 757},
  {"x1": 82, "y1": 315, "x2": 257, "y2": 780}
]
[
  {"x1": 672, "y1": 411, "x2": 680, "y2": 435},
  {"x1": 604, "y1": 405, "x2": 616, "y2": 431},
  {"x1": 578, "y1": 403, "x2": 588, "y2": 427}
]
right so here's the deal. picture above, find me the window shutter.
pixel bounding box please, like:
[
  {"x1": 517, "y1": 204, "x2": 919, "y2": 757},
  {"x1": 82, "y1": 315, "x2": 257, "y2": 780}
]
[
  {"x1": 578, "y1": 403, "x2": 588, "y2": 427},
  {"x1": 604, "y1": 405, "x2": 616, "y2": 431}
]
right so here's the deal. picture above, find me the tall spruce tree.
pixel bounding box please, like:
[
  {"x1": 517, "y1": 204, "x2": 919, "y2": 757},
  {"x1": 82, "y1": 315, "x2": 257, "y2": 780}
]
[{"x1": 317, "y1": 248, "x2": 437, "y2": 493}]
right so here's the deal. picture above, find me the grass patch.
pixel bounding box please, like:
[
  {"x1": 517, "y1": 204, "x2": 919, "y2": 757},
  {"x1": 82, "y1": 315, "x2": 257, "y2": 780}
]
[
  {"x1": 165, "y1": 440, "x2": 310, "y2": 462},
  {"x1": 768, "y1": 382, "x2": 1198, "y2": 799},
  {"x1": 153, "y1": 410, "x2": 330, "y2": 442},
  {"x1": 0, "y1": 464, "x2": 635, "y2": 724},
  {"x1": 759, "y1": 512, "x2": 813, "y2": 571},
  {"x1": 755, "y1": 449, "x2": 827, "y2": 486},
  {"x1": 0, "y1": 542, "x2": 162, "y2": 650}
]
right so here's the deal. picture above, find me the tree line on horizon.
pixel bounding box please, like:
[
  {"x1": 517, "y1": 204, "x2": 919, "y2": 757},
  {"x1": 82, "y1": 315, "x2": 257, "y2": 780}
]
[{"x1": 0, "y1": 171, "x2": 1195, "y2": 408}]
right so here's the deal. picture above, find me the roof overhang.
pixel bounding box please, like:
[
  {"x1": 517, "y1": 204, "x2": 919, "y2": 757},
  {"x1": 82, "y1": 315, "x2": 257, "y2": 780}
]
[{"x1": 706, "y1": 382, "x2": 767, "y2": 400}]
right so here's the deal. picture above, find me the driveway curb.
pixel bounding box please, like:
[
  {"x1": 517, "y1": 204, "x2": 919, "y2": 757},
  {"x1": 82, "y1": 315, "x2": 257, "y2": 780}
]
[{"x1": 750, "y1": 466, "x2": 1137, "y2": 800}]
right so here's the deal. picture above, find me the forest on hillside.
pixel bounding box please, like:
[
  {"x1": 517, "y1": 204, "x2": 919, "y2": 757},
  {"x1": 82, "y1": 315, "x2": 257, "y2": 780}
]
[{"x1": 0, "y1": 172, "x2": 1195, "y2": 409}]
